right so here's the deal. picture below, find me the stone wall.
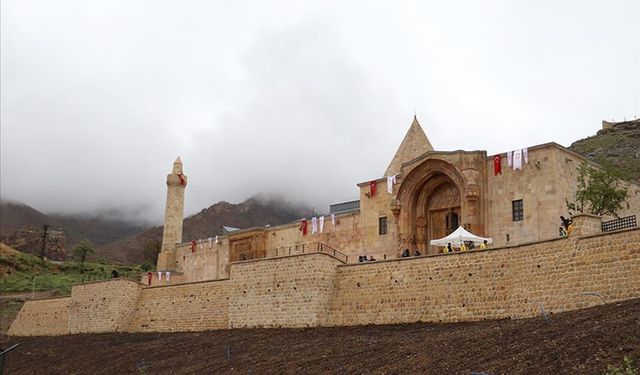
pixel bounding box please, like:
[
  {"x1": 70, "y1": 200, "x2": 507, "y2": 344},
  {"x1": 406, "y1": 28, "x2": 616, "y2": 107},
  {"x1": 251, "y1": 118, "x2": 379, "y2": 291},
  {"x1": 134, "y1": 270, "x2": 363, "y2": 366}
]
[
  {"x1": 7, "y1": 297, "x2": 70, "y2": 336},
  {"x1": 128, "y1": 279, "x2": 230, "y2": 332},
  {"x1": 9, "y1": 228, "x2": 639, "y2": 336},
  {"x1": 228, "y1": 253, "x2": 344, "y2": 328},
  {"x1": 327, "y1": 228, "x2": 640, "y2": 326},
  {"x1": 68, "y1": 278, "x2": 143, "y2": 334}
]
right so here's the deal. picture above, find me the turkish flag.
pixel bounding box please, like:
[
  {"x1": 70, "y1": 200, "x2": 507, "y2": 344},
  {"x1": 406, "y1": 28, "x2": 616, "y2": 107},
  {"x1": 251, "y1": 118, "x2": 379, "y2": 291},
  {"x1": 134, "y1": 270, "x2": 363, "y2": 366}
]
[
  {"x1": 300, "y1": 219, "x2": 308, "y2": 236},
  {"x1": 370, "y1": 180, "x2": 377, "y2": 197},
  {"x1": 177, "y1": 173, "x2": 186, "y2": 186},
  {"x1": 493, "y1": 155, "x2": 502, "y2": 175},
  {"x1": 191, "y1": 240, "x2": 196, "y2": 253},
  {"x1": 147, "y1": 272, "x2": 152, "y2": 286}
]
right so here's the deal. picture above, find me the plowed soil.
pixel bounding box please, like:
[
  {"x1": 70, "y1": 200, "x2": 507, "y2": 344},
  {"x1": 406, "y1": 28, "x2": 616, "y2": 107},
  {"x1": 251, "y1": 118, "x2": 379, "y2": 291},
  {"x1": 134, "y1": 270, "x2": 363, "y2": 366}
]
[{"x1": 1, "y1": 298, "x2": 639, "y2": 374}]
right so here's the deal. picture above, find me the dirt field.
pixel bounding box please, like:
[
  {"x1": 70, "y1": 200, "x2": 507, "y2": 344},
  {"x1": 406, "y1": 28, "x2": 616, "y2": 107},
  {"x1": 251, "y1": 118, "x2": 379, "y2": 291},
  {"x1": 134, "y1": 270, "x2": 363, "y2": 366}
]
[{"x1": 1, "y1": 298, "x2": 639, "y2": 374}]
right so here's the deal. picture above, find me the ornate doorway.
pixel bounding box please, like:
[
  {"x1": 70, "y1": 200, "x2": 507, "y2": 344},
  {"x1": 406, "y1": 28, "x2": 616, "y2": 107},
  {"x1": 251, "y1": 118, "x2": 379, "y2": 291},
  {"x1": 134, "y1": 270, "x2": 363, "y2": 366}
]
[{"x1": 395, "y1": 158, "x2": 467, "y2": 256}]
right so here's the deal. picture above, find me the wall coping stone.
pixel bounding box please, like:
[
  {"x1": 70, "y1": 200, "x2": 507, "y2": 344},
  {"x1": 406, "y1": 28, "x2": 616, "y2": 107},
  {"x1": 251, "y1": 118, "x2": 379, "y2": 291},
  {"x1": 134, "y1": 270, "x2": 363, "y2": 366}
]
[
  {"x1": 577, "y1": 226, "x2": 638, "y2": 240},
  {"x1": 144, "y1": 278, "x2": 230, "y2": 290},
  {"x1": 72, "y1": 277, "x2": 146, "y2": 288},
  {"x1": 573, "y1": 213, "x2": 603, "y2": 219},
  {"x1": 16, "y1": 295, "x2": 72, "y2": 302}
]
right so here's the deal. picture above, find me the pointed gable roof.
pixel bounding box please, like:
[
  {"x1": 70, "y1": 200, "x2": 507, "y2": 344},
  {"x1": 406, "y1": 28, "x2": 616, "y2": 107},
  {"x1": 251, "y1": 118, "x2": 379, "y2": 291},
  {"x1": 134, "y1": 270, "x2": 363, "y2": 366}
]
[{"x1": 384, "y1": 116, "x2": 434, "y2": 176}]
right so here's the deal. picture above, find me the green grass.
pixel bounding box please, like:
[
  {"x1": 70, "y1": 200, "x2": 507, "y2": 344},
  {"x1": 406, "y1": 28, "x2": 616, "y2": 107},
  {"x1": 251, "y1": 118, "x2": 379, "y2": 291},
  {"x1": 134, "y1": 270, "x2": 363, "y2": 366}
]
[{"x1": 0, "y1": 250, "x2": 146, "y2": 295}]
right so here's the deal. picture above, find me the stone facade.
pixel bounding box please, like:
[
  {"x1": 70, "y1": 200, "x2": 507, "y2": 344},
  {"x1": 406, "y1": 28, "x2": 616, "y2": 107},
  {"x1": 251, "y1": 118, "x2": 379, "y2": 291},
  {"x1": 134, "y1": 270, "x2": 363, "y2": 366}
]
[{"x1": 171, "y1": 142, "x2": 639, "y2": 277}]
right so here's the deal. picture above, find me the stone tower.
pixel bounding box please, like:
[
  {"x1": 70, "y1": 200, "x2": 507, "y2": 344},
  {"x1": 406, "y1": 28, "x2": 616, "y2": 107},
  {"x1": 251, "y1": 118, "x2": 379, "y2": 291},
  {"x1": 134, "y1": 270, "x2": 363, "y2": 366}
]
[{"x1": 156, "y1": 157, "x2": 187, "y2": 271}]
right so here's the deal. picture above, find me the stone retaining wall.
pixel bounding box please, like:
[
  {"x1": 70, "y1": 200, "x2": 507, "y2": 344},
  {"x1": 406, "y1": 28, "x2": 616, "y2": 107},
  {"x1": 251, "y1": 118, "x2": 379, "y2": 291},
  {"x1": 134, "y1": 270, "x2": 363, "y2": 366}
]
[
  {"x1": 68, "y1": 278, "x2": 143, "y2": 334},
  {"x1": 228, "y1": 253, "x2": 343, "y2": 328},
  {"x1": 7, "y1": 297, "x2": 70, "y2": 336},
  {"x1": 8, "y1": 228, "x2": 639, "y2": 335},
  {"x1": 128, "y1": 279, "x2": 230, "y2": 332},
  {"x1": 327, "y1": 228, "x2": 639, "y2": 325}
]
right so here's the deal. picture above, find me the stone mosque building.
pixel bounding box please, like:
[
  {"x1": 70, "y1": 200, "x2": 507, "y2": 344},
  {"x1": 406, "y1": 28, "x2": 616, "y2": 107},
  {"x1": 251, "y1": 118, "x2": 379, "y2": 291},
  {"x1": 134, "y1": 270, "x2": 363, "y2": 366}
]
[{"x1": 157, "y1": 117, "x2": 640, "y2": 283}]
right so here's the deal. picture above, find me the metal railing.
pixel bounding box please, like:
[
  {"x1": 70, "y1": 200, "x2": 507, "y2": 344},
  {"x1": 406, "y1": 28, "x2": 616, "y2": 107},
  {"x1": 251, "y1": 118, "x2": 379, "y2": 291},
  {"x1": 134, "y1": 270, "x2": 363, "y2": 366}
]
[
  {"x1": 0, "y1": 343, "x2": 21, "y2": 375},
  {"x1": 73, "y1": 271, "x2": 142, "y2": 283},
  {"x1": 235, "y1": 243, "x2": 348, "y2": 263},
  {"x1": 601, "y1": 215, "x2": 636, "y2": 232}
]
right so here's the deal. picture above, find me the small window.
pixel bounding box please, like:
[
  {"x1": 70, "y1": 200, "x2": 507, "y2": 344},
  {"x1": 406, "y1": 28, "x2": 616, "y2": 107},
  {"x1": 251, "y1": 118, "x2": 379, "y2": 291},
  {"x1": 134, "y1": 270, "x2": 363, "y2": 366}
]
[
  {"x1": 378, "y1": 216, "x2": 388, "y2": 235},
  {"x1": 512, "y1": 199, "x2": 523, "y2": 221}
]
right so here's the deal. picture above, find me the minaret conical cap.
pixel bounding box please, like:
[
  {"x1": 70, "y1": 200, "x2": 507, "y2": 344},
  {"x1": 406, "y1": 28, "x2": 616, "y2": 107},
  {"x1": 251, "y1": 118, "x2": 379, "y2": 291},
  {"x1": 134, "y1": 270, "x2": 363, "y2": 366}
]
[{"x1": 172, "y1": 156, "x2": 184, "y2": 174}]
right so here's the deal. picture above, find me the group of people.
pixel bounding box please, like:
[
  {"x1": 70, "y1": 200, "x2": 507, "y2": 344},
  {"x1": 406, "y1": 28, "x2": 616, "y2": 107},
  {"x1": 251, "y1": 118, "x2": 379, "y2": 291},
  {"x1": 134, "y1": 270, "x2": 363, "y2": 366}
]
[
  {"x1": 442, "y1": 240, "x2": 489, "y2": 253},
  {"x1": 358, "y1": 255, "x2": 377, "y2": 262},
  {"x1": 359, "y1": 240, "x2": 491, "y2": 262},
  {"x1": 401, "y1": 249, "x2": 421, "y2": 257}
]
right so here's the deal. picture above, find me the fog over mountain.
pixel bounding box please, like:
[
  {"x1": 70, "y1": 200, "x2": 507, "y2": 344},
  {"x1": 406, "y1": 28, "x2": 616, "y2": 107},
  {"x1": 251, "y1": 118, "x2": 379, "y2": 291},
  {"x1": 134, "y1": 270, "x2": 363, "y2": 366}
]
[{"x1": 2, "y1": 1, "x2": 639, "y2": 223}]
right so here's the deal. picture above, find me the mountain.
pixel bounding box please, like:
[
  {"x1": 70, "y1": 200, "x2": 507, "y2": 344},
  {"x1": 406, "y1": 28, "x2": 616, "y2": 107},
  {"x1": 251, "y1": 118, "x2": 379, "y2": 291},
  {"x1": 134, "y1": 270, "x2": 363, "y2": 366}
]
[
  {"x1": 569, "y1": 119, "x2": 640, "y2": 182},
  {"x1": 97, "y1": 197, "x2": 312, "y2": 264},
  {"x1": 0, "y1": 201, "x2": 59, "y2": 233},
  {"x1": 0, "y1": 200, "x2": 148, "y2": 259}
]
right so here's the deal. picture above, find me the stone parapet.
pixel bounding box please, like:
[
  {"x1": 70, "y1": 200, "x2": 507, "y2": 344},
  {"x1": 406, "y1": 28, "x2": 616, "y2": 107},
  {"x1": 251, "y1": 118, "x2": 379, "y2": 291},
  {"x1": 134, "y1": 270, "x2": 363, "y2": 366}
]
[{"x1": 571, "y1": 214, "x2": 602, "y2": 237}]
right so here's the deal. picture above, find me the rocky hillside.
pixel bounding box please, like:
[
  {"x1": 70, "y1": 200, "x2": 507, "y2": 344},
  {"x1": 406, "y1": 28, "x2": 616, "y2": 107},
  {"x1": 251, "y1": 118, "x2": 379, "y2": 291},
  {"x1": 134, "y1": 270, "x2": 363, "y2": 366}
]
[
  {"x1": 97, "y1": 197, "x2": 312, "y2": 264},
  {"x1": 0, "y1": 200, "x2": 147, "y2": 259},
  {"x1": 569, "y1": 119, "x2": 640, "y2": 181}
]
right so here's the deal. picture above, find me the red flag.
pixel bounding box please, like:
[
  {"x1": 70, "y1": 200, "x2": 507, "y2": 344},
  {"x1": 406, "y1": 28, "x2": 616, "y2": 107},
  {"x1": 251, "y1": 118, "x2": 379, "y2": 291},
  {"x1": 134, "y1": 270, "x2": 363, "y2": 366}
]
[
  {"x1": 147, "y1": 272, "x2": 152, "y2": 286},
  {"x1": 370, "y1": 180, "x2": 377, "y2": 197},
  {"x1": 177, "y1": 173, "x2": 186, "y2": 186},
  {"x1": 493, "y1": 155, "x2": 502, "y2": 175},
  {"x1": 300, "y1": 219, "x2": 308, "y2": 236},
  {"x1": 191, "y1": 240, "x2": 196, "y2": 253}
]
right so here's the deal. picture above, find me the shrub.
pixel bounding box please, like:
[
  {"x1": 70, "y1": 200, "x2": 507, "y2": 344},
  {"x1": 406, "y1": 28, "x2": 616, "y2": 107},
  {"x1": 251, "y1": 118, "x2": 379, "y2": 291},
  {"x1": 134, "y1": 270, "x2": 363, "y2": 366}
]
[{"x1": 604, "y1": 356, "x2": 638, "y2": 375}]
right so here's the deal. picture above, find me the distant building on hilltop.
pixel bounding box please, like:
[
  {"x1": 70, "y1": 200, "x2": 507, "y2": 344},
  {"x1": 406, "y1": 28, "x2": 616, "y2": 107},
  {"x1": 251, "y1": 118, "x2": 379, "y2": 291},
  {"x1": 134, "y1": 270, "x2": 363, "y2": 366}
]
[{"x1": 602, "y1": 117, "x2": 640, "y2": 130}]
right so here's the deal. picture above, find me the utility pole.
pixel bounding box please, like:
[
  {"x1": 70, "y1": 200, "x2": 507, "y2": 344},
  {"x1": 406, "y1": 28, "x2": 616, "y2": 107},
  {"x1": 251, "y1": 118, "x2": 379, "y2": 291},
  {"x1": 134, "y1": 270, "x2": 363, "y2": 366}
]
[{"x1": 40, "y1": 224, "x2": 49, "y2": 260}]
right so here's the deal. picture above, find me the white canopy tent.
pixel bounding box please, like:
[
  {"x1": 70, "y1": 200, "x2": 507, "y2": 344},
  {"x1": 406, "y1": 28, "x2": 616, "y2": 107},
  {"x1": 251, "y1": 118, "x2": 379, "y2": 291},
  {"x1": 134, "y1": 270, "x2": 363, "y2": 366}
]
[{"x1": 429, "y1": 226, "x2": 493, "y2": 247}]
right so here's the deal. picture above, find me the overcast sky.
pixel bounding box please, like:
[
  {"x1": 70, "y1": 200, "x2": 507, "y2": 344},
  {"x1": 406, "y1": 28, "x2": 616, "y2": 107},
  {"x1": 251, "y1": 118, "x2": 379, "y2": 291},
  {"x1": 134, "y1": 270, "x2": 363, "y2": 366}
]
[{"x1": 2, "y1": 0, "x2": 639, "y2": 224}]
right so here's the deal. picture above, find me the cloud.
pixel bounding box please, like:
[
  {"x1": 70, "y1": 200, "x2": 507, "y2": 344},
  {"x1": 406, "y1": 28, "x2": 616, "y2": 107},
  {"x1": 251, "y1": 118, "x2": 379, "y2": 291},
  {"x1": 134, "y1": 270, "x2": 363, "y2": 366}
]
[
  {"x1": 1, "y1": 0, "x2": 639, "y2": 223},
  {"x1": 184, "y1": 17, "x2": 402, "y2": 215}
]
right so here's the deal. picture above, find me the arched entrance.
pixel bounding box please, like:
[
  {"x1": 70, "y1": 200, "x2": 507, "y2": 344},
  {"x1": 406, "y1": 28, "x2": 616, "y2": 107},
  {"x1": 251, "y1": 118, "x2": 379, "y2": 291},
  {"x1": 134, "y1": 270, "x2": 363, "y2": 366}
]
[{"x1": 395, "y1": 158, "x2": 467, "y2": 255}]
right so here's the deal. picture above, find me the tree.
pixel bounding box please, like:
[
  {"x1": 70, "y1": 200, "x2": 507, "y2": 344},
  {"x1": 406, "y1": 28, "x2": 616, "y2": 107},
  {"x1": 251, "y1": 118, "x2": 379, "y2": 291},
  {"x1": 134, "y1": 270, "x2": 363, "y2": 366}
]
[
  {"x1": 567, "y1": 162, "x2": 629, "y2": 217},
  {"x1": 72, "y1": 239, "x2": 95, "y2": 272},
  {"x1": 142, "y1": 239, "x2": 161, "y2": 265}
]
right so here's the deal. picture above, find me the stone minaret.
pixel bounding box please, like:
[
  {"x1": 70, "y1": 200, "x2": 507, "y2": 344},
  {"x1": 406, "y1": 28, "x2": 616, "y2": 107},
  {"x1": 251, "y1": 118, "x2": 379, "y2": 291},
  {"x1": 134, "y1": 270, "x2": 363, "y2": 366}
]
[{"x1": 157, "y1": 157, "x2": 187, "y2": 270}]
